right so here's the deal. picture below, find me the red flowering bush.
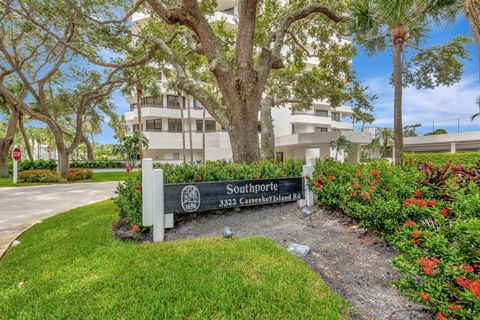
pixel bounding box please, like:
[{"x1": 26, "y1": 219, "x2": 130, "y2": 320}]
[
  {"x1": 66, "y1": 168, "x2": 93, "y2": 181},
  {"x1": 310, "y1": 159, "x2": 480, "y2": 317},
  {"x1": 18, "y1": 169, "x2": 60, "y2": 183}
]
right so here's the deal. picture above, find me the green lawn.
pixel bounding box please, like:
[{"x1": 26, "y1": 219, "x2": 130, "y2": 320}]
[
  {"x1": 0, "y1": 200, "x2": 350, "y2": 319},
  {"x1": 0, "y1": 171, "x2": 134, "y2": 187}
]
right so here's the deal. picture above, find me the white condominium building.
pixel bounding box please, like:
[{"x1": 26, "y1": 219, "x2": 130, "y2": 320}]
[{"x1": 125, "y1": 1, "x2": 371, "y2": 163}]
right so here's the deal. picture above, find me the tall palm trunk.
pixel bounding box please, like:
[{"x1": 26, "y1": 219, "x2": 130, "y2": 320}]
[
  {"x1": 463, "y1": 0, "x2": 480, "y2": 78},
  {"x1": 136, "y1": 86, "x2": 144, "y2": 162},
  {"x1": 178, "y1": 93, "x2": 186, "y2": 163},
  {"x1": 186, "y1": 97, "x2": 193, "y2": 163},
  {"x1": 392, "y1": 32, "x2": 405, "y2": 165},
  {"x1": 202, "y1": 108, "x2": 206, "y2": 162},
  {"x1": 18, "y1": 118, "x2": 33, "y2": 160}
]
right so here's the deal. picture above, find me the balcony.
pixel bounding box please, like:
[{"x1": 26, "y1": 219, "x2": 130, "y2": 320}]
[
  {"x1": 125, "y1": 107, "x2": 212, "y2": 123},
  {"x1": 143, "y1": 131, "x2": 230, "y2": 150}
]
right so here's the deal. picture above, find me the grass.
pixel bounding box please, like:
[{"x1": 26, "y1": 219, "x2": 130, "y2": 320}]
[
  {"x1": 0, "y1": 171, "x2": 134, "y2": 187},
  {"x1": 0, "y1": 200, "x2": 350, "y2": 319}
]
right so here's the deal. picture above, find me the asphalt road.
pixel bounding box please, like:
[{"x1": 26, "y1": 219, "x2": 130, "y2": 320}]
[{"x1": 0, "y1": 182, "x2": 118, "y2": 257}]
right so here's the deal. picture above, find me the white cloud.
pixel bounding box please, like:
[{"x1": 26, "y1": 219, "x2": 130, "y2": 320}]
[{"x1": 363, "y1": 74, "x2": 480, "y2": 133}]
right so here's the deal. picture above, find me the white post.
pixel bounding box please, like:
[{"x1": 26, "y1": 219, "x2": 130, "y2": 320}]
[
  {"x1": 142, "y1": 158, "x2": 154, "y2": 226},
  {"x1": 153, "y1": 169, "x2": 165, "y2": 242},
  {"x1": 450, "y1": 142, "x2": 457, "y2": 154},
  {"x1": 302, "y1": 157, "x2": 315, "y2": 207},
  {"x1": 13, "y1": 158, "x2": 17, "y2": 184}
]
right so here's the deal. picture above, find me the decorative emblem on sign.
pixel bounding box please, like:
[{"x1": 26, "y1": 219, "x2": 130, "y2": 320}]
[{"x1": 181, "y1": 185, "x2": 201, "y2": 212}]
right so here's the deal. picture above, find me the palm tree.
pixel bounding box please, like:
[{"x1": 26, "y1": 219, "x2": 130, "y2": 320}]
[
  {"x1": 330, "y1": 136, "x2": 354, "y2": 161},
  {"x1": 470, "y1": 96, "x2": 480, "y2": 121},
  {"x1": 349, "y1": 0, "x2": 458, "y2": 165},
  {"x1": 377, "y1": 128, "x2": 395, "y2": 158},
  {"x1": 113, "y1": 133, "x2": 149, "y2": 167}
]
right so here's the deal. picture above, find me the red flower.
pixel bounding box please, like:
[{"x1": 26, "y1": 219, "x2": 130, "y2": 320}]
[
  {"x1": 352, "y1": 191, "x2": 358, "y2": 197},
  {"x1": 417, "y1": 199, "x2": 428, "y2": 208},
  {"x1": 372, "y1": 179, "x2": 379, "y2": 185},
  {"x1": 353, "y1": 183, "x2": 361, "y2": 189},
  {"x1": 419, "y1": 257, "x2": 440, "y2": 276},
  {"x1": 448, "y1": 303, "x2": 461, "y2": 312},
  {"x1": 462, "y1": 264, "x2": 474, "y2": 273},
  {"x1": 125, "y1": 165, "x2": 133, "y2": 174},
  {"x1": 419, "y1": 291, "x2": 431, "y2": 301},
  {"x1": 403, "y1": 197, "x2": 417, "y2": 207},
  {"x1": 428, "y1": 199, "x2": 437, "y2": 207},
  {"x1": 354, "y1": 171, "x2": 361, "y2": 178},
  {"x1": 370, "y1": 169, "x2": 379, "y2": 176},
  {"x1": 437, "y1": 312, "x2": 449, "y2": 320},
  {"x1": 317, "y1": 176, "x2": 324, "y2": 182},
  {"x1": 412, "y1": 231, "x2": 421, "y2": 239},
  {"x1": 328, "y1": 175, "x2": 335, "y2": 181},
  {"x1": 412, "y1": 239, "x2": 420, "y2": 246},
  {"x1": 134, "y1": 185, "x2": 142, "y2": 193},
  {"x1": 362, "y1": 191, "x2": 369, "y2": 201},
  {"x1": 132, "y1": 225, "x2": 140, "y2": 232},
  {"x1": 304, "y1": 175, "x2": 309, "y2": 179},
  {"x1": 370, "y1": 186, "x2": 376, "y2": 191},
  {"x1": 314, "y1": 181, "x2": 322, "y2": 189},
  {"x1": 414, "y1": 190, "x2": 422, "y2": 198},
  {"x1": 441, "y1": 208, "x2": 448, "y2": 217},
  {"x1": 405, "y1": 220, "x2": 416, "y2": 227}
]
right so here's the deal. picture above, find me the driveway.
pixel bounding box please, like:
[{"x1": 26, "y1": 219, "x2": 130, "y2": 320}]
[{"x1": 0, "y1": 182, "x2": 118, "y2": 257}]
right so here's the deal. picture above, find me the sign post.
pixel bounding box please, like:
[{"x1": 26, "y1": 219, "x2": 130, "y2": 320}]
[{"x1": 12, "y1": 146, "x2": 21, "y2": 184}]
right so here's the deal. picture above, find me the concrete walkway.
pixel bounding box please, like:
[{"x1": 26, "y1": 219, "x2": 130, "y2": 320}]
[{"x1": 0, "y1": 182, "x2": 118, "y2": 257}]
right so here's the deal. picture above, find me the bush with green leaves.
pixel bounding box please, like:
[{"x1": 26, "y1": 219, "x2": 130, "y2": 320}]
[
  {"x1": 308, "y1": 159, "x2": 480, "y2": 318},
  {"x1": 405, "y1": 152, "x2": 480, "y2": 168},
  {"x1": 18, "y1": 169, "x2": 60, "y2": 183},
  {"x1": 70, "y1": 160, "x2": 126, "y2": 169},
  {"x1": 66, "y1": 168, "x2": 93, "y2": 181},
  {"x1": 11, "y1": 159, "x2": 57, "y2": 172},
  {"x1": 113, "y1": 173, "x2": 142, "y2": 226}
]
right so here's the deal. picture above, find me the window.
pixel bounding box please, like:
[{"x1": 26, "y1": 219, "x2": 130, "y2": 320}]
[
  {"x1": 173, "y1": 153, "x2": 180, "y2": 160},
  {"x1": 167, "y1": 95, "x2": 185, "y2": 109},
  {"x1": 315, "y1": 127, "x2": 328, "y2": 133},
  {"x1": 132, "y1": 124, "x2": 139, "y2": 133},
  {"x1": 332, "y1": 128, "x2": 341, "y2": 132},
  {"x1": 130, "y1": 103, "x2": 137, "y2": 111},
  {"x1": 193, "y1": 99, "x2": 203, "y2": 109},
  {"x1": 332, "y1": 112, "x2": 341, "y2": 122},
  {"x1": 146, "y1": 119, "x2": 162, "y2": 131},
  {"x1": 143, "y1": 96, "x2": 163, "y2": 107},
  {"x1": 315, "y1": 109, "x2": 328, "y2": 117},
  {"x1": 168, "y1": 119, "x2": 182, "y2": 132},
  {"x1": 196, "y1": 120, "x2": 216, "y2": 132},
  {"x1": 292, "y1": 124, "x2": 296, "y2": 134}
]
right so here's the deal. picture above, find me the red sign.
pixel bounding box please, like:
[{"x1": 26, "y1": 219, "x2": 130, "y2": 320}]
[{"x1": 12, "y1": 147, "x2": 21, "y2": 161}]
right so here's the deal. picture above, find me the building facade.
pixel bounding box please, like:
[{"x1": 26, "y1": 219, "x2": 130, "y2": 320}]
[{"x1": 125, "y1": 3, "x2": 367, "y2": 163}]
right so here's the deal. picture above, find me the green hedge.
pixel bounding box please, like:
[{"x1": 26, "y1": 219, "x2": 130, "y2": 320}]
[
  {"x1": 70, "y1": 160, "x2": 126, "y2": 169},
  {"x1": 12, "y1": 159, "x2": 57, "y2": 171},
  {"x1": 153, "y1": 159, "x2": 304, "y2": 184},
  {"x1": 404, "y1": 152, "x2": 480, "y2": 167}
]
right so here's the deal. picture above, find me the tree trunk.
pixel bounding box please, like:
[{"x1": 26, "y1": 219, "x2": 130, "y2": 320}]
[
  {"x1": 260, "y1": 99, "x2": 275, "y2": 160},
  {"x1": 0, "y1": 106, "x2": 19, "y2": 177},
  {"x1": 361, "y1": 121, "x2": 365, "y2": 132},
  {"x1": 335, "y1": 148, "x2": 339, "y2": 160},
  {"x1": 228, "y1": 104, "x2": 260, "y2": 163},
  {"x1": 83, "y1": 135, "x2": 94, "y2": 160},
  {"x1": 463, "y1": 0, "x2": 480, "y2": 78},
  {"x1": 18, "y1": 119, "x2": 34, "y2": 161},
  {"x1": 202, "y1": 108, "x2": 206, "y2": 163},
  {"x1": 179, "y1": 94, "x2": 186, "y2": 163},
  {"x1": 136, "y1": 87, "x2": 144, "y2": 161},
  {"x1": 392, "y1": 42, "x2": 404, "y2": 165},
  {"x1": 187, "y1": 96, "x2": 194, "y2": 163},
  {"x1": 57, "y1": 146, "x2": 70, "y2": 178}
]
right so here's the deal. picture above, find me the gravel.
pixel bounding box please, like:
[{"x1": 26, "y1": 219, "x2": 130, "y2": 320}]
[{"x1": 166, "y1": 203, "x2": 433, "y2": 320}]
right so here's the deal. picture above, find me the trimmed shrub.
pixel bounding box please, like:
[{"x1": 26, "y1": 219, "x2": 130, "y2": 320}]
[
  {"x1": 405, "y1": 152, "x2": 480, "y2": 168},
  {"x1": 114, "y1": 173, "x2": 142, "y2": 226},
  {"x1": 17, "y1": 159, "x2": 57, "y2": 171},
  {"x1": 18, "y1": 169, "x2": 60, "y2": 183},
  {"x1": 70, "y1": 160, "x2": 126, "y2": 169},
  {"x1": 66, "y1": 168, "x2": 93, "y2": 181},
  {"x1": 308, "y1": 159, "x2": 480, "y2": 317}
]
